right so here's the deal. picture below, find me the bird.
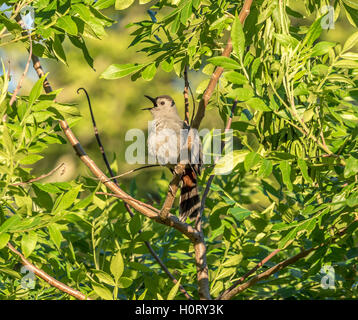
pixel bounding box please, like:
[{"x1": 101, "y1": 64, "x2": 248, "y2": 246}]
[{"x1": 143, "y1": 95, "x2": 202, "y2": 222}]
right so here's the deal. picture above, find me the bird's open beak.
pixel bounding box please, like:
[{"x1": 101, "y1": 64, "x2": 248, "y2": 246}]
[{"x1": 142, "y1": 95, "x2": 156, "y2": 110}]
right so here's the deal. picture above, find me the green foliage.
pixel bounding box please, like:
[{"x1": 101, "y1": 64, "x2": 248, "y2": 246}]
[{"x1": 0, "y1": 0, "x2": 358, "y2": 301}]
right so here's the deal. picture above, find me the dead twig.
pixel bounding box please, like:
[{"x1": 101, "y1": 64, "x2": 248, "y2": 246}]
[
  {"x1": 9, "y1": 17, "x2": 32, "y2": 106},
  {"x1": 101, "y1": 164, "x2": 160, "y2": 182},
  {"x1": 11, "y1": 163, "x2": 65, "y2": 186}
]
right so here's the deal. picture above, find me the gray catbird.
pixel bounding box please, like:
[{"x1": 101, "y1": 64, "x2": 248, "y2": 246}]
[{"x1": 143, "y1": 95, "x2": 202, "y2": 221}]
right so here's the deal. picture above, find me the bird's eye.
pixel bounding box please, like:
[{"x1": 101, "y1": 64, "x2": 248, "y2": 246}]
[{"x1": 160, "y1": 101, "x2": 165, "y2": 105}]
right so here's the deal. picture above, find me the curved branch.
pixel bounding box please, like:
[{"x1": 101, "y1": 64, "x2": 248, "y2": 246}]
[
  {"x1": 7, "y1": 242, "x2": 92, "y2": 300},
  {"x1": 218, "y1": 221, "x2": 354, "y2": 300}
]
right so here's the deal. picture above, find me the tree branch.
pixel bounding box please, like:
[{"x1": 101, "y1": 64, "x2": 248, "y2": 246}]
[
  {"x1": 7, "y1": 242, "x2": 92, "y2": 300},
  {"x1": 9, "y1": 23, "x2": 32, "y2": 107},
  {"x1": 159, "y1": 163, "x2": 186, "y2": 219},
  {"x1": 189, "y1": 0, "x2": 254, "y2": 299},
  {"x1": 11, "y1": 162, "x2": 65, "y2": 186},
  {"x1": 218, "y1": 221, "x2": 354, "y2": 300},
  {"x1": 191, "y1": 0, "x2": 253, "y2": 130}
]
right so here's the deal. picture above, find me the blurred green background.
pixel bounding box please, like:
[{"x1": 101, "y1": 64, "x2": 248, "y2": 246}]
[{"x1": 2, "y1": 2, "x2": 356, "y2": 200}]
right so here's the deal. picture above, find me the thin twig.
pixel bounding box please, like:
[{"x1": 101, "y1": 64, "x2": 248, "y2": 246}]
[
  {"x1": 7, "y1": 242, "x2": 92, "y2": 300},
  {"x1": 77, "y1": 87, "x2": 117, "y2": 182},
  {"x1": 95, "y1": 192, "x2": 160, "y2": 213},
  {"x1": 11, "y1": 163, "x2": 65, "y2": 186},
  {"x1": 9, "y1": 18, "x2": 32, "y2": 106},
  {"x1": 217, "y1": 248, "x2": 281, "y2": 299},
  {"x1": 218, "y1": 220, "x2": 355, "y2": 300},
  {"x1": 100, "y1": 164, "x2": 160, "y2": 182},
  {"x1": 144, "y1": 241, "x2": 193, "y2": 299}
]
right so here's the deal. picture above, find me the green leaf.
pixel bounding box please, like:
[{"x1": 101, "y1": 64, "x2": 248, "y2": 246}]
[
  {"x1": 180, "y1": 1, "x2": 192, "y2": 25},
  {"x1": 92, "y1": 270, "x2": 116, "y2": 286},
  {"x1": 47, "y1": 223, "x2": 63, "y2": 249},
  {"x1": 94, "y1": 0, "x2": 115, "y2": 9},
  {"x1": 118, "y1": 277, "x2": 133, "y2": 288},
  {"x1": 245, "y1": 97, "x2": 271, "y2": 111},
  {"x1": 110, "y1": 250, "x2": 124, "y2": 283},
  {"x1": 100, "y1": 63, "x2": 143, "y2": 79},
  {"x1": 344, "y1": 4, "x2": 358, "y2": 27},
  {"x1": 310, "y1": 41, "x2": 335, "y2": 57},
  {"x1": 129, "y1": 213, "x2": 141, "y2": 236},
  {"x1": 343, "y1": 31, "x2": 358, "y2": 52},
  {"x1": 167, "y1": 278, "x2": 181, "y2": 300},
  {"x1": 279, "y1": 227, "x2": 297, "y2": 249},
  {"x1": 56, "y1": 16, "x2": 78, "y2": 35},
  {"x1": 279, "y1": 160, "x2": 293, "y2": 191},
  {"x1": 214, "y1": 150, "x2": 249, "y2": 175},
  {"x1": 346, "y1": 193, "x2": 358, "y2": 207},
  {"x1": 207, "y1": 56, "x2": 240, "y2": 70},
  {"x1": 228, "y1": 207, "x2": 251, "y2": 222},
  {"x1": 53, "y1": 186, "x2": 81, "y2": 213},
  {"x1": 343, "y1": 0, "x2": 358, "y2": 10},
  {"x1": 302, "y1": 17, "x2": 323, "y2": 47},
  {"x1": 136, "y1": 230, "x2": 155, "y2": 241},
  {"x1": 228, "y1": 87, "x2": 253, "y2": 101},
  {"x1": 52, "y1": 35, "x2": 67, "y2": 65},
  {"x1": 72, "y1": 4, "x2": 92, "y2": 20},
  {"x1": 223, "y1": 71, "x2": 248, "y2": 84},
  {"x1": 311, "y1": 64, "x2": 329, "y2": 76},
  {"x1": 170, "y1": 13, "x2": 181, "y2": 33},
  {"x1": 29, "y1": 75, "x2": 47, "y2": 106},
  {"x1": 344, "y1": 156, "x2": 358, "y2": 178},
  {"x1": 0, "y1": 233, "x2": 10, "y2": 249},
  {"x1": 222, "y1": 254, "x2": 243, "y2": 267},
  {"x1": 141, "y1": 63, "x2": 157, "y2": 81},
  {"x1": 334, "y1": 60, "x2": 358, "y2": 68},
  {"x1": 274, "y1": 34, "x2": 299, "y2": 48},
  {"x1": 1, "y1": 124, "x2": 13, "y2": 154},
  {"x1": 161, "y1": 57, "x2": 174, "y2": 72},
  {"x1": 68, "y1": 35, "x2": 94, "y2": 69},
  {"x1": 138, "y1": 289, "x2": 147, "y2": 300},
  {"x1": 21, "y1": 231, "x2": 37, "y2": 257},
  {"x1": 257, "y1": 159, "x2": 273, "y2": 178},
  {"x1": 231, "y1": 16, "x2": 245, "y2": 60},
  {"x1": 92, "y1": 282, "x2": 113, "y2": 300},
  {"x1": 19, "y1": 154, "x2": 44, "y2": 165},
  {"x1": 298, "y1": 158, "x2": 313, "y2": 184},
  {"x1": 33, "y1": 182, "x2": 61, "y2": 193},
  {"x1": 244, "y1": 152, "x2": 261, "y2": 171},
  {"x1": 115, "y1": 0, "x2": 135, "y2": 10},
  {"x1": 341, "y1": 52, "x2": 358, "y2": 60},
  {"x1": 0, "y1": 215, "x2": 21, "y2": 234}
]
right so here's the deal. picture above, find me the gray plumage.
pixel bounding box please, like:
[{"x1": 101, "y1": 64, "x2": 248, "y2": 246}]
[{"x1": 144, "y1": 95, "x2": 202, "y2": 221}]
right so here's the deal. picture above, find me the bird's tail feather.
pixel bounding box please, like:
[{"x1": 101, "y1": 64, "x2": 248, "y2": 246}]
[{"x1": 179, "y1": 168, "x2": 201, "y2": 222}]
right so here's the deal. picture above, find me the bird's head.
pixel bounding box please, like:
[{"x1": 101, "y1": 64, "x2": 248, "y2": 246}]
[{"x1": 143, "y1": 95, "x2": 176, "y2": 117}]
